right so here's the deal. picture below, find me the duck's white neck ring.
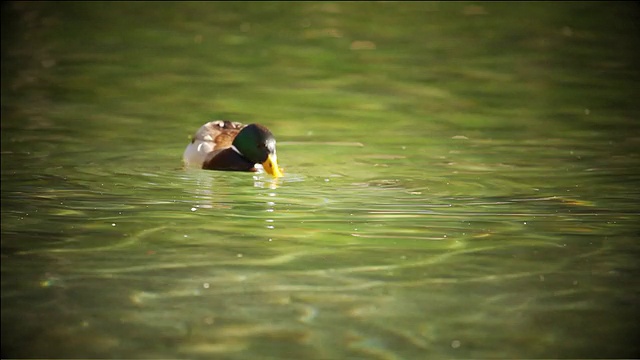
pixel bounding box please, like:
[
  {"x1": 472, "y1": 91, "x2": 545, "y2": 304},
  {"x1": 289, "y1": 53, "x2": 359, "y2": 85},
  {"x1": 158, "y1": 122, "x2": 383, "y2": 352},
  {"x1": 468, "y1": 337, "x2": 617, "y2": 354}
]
[{"x1": 231, "y1": 145, "x2": 242, "y2": 156}]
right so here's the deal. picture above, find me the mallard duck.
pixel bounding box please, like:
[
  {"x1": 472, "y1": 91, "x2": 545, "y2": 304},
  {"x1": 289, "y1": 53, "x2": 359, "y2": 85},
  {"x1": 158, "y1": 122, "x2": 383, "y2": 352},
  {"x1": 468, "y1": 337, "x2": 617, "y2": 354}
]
[{"x1": 183, "y1": 120, "x2": 283, "y2": 177}]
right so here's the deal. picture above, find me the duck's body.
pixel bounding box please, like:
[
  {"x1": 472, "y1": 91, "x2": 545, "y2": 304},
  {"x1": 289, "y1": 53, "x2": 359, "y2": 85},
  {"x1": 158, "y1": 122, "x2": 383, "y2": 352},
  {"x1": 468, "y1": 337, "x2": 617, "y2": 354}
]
[
  {"x1": 182, "y1": 120, "x2": 244, "y2": 169},
  {"x1": 183, "y1": 120, "x2": 283, "y2": 177}
]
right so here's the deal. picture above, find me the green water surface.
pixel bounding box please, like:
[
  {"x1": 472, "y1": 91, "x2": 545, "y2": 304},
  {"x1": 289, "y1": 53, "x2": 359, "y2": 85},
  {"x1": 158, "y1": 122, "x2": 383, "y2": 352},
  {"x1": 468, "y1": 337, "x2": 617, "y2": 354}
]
[{"x1": 2, "y1": 2, "x2": 639, "y2": 358}]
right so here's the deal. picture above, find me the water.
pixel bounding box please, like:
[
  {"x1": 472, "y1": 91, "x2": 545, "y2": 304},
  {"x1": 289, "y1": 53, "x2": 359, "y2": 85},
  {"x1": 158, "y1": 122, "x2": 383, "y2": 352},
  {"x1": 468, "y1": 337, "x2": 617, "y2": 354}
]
[{"x1": 2, "y1": 2, "x2": 639, "y2": 358}]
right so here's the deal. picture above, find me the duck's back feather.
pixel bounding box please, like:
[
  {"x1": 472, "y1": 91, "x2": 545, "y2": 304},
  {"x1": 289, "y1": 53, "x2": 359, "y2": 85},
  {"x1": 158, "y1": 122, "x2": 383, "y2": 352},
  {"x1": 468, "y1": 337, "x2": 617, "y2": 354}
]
[{"x1": 182, "y1": 120, "x2": 245, "y2": 168}]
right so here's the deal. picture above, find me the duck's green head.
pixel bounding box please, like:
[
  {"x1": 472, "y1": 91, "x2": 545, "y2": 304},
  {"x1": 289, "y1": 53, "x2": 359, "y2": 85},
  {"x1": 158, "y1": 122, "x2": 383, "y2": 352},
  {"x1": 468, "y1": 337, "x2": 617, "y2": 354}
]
[{"x1": 232, "y1": 124, "x2": 283, "y2": 177}]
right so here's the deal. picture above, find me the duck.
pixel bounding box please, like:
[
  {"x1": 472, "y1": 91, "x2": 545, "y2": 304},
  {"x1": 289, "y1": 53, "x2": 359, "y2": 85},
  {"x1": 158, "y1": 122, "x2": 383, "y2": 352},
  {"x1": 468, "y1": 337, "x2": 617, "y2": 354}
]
[{"x1": 183, "y1": 120, "x2": 283, "y2": 177}]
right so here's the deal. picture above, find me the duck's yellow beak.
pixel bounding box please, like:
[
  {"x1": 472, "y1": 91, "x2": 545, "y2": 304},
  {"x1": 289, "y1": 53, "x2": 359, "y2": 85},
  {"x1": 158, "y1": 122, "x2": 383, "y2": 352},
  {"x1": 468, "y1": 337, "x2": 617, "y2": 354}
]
[{"x1": 262, "y1": 153, "x2": 284, "y2": 178}]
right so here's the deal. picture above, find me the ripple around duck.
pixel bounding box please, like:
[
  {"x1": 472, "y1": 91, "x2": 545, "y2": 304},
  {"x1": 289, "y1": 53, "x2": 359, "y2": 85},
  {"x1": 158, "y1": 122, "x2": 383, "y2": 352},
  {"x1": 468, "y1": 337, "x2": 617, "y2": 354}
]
[{"x1": 0, "y1": 125, "x2": 633, "y2": 360}]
